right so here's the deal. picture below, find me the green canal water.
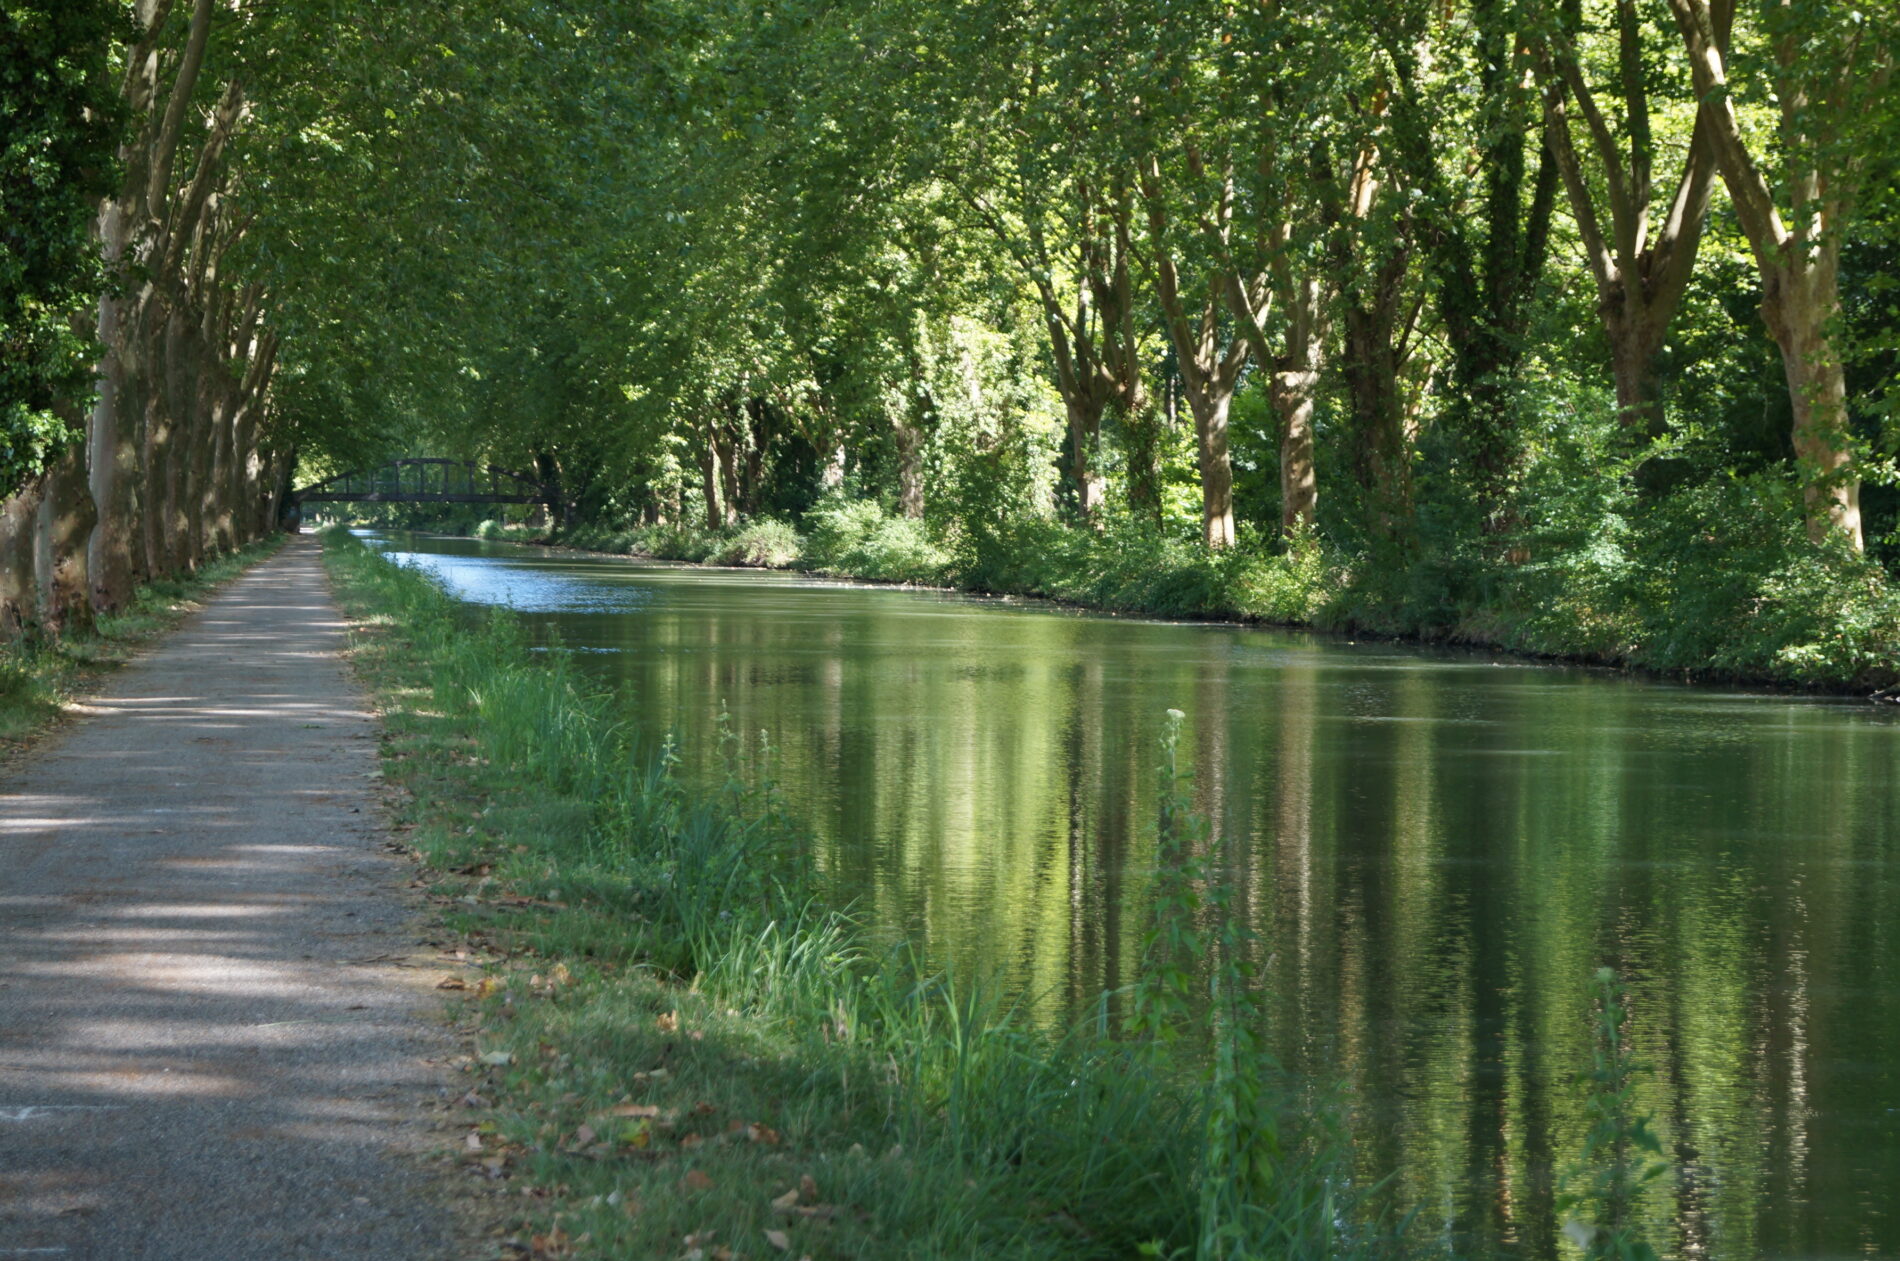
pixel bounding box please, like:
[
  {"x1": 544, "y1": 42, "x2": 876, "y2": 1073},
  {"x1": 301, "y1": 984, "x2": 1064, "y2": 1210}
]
[{"x1": 369, "y1": 531, "x2": 1900, "y2": 1258}]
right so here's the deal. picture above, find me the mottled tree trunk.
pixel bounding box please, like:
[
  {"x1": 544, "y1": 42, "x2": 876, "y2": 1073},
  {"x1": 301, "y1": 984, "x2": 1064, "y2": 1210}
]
[
  {"x1": 1271, "y1": 367, "x2": 1320, "y2": 533},
  {"x1": 716, "y1": 432, "x2": 740, "y2": 522},
  {"x1": 1766, "y1": 262, "x2": 1861, "y2": 547},
  {"x1": 34, "y1": 442, "x2": 96, "y2": 636},
  {"x1": 89, "y1": 278, "x2": 146, "y2": 610},
  {"x1": 1062, "y1": 394, "x2": 1106, "y2": 522},
  {"x1": 1342, "y1": 300, "x2": 1414, "y2": 530},
  {"x1": 893, "y1": 416, "x2": 926, "y2": 520},
  {"x1": 1143, "y1": 161, "x2": 1248, "y2": 549},
  {"x1": 179, "y1": 319, "x2": 211, "y2": 571},
  {"x1": 142, "y1": 311, "x2": 182, "y2": 578},
  {"x1": 204, "y1": 385, "x2": 232, "y2": 554},
  {"x1": 0, "y1": 483, "x2": 42, "y2": 637},
  {"x1": 263, "y1": 444, "x2": 292, "y2": 535},
  {"x1": 1155, "y1": 290, "x2": 1243, "y2": 550},
  {"x1": 230, "y1": 399, "x2": 258, "y2": 546},
  {"x1": 820, "y1": 443, "x2": 846, "y2": 490},
  {"x1": 231, "y1": 333, "x2": 275, "y2": 546},
  {"x1": 1185, "y1": 390, "x2": 1236, "y2": 548},
  {"x1": 1118, "y1": 399, "x2": 1165, "y2": 524},
  {"x1": 700, "y1": 415, "x2": 727, "y2": 528}
]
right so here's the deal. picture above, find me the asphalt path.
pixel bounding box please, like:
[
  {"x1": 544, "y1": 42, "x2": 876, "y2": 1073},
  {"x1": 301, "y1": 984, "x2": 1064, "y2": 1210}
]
[{"x1": 0, "y1": 538, "x2": 461, "y2": 1260}]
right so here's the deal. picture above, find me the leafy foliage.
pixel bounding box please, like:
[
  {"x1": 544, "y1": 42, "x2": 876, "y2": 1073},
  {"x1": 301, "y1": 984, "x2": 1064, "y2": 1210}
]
[
  {"x1": 1556, "y1": 969, "x2": 1671, "y2": 1261},
  {"x1": 0, "y1": 1, "x2": 121, "y2": 492}
]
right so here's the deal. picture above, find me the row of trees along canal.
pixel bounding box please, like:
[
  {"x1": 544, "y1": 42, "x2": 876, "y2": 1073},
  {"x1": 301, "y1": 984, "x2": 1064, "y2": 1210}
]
[
  {"x1": 4, "y1": 1, "x2": 1897, "y2": 650},
  {"x1": 0, "y1": 2, "x2": 506, "y2": 635},
  {"x1": 315, "y1": 0, "x2": 1892, "y2": 569}
]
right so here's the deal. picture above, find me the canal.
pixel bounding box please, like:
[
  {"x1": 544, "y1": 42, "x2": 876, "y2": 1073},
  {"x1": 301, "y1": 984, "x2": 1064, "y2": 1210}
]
[{"x1": 368, "y1": 531, "x2": 1900, "y2": 1257}]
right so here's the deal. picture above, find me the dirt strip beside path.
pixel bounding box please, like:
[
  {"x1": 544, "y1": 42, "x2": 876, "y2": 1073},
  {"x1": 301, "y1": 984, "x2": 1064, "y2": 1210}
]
[{"x1": 0, "y1": 538, "x2": 463, "y2": 1260}]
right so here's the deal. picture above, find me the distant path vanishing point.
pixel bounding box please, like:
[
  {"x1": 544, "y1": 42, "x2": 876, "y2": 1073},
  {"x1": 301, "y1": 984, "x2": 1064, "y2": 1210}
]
[{"x1": 0, "y1": 538, "x2": 462, "y2": 1260}]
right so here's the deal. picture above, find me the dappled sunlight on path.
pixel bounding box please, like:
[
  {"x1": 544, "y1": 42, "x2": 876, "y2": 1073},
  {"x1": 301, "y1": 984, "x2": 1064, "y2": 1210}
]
[{"x1": 0, "y1": 540, "x2": 458, "y2": 1260}]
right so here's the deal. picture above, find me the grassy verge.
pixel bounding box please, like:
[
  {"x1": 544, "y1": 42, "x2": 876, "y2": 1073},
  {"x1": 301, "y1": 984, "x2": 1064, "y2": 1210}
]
[
  {"x1": 0, "y1": 536, "x2": 285, "y2": 749},
  {"x1": 320, "y1": 526, "x2": 1407, "y2": 1261}
]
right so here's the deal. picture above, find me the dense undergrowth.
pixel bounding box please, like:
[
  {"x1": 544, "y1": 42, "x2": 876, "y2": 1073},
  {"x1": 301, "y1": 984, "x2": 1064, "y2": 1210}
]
[
  {"x1": 0, "y1": 536, "x2": 284, "y2": 745},
  {"x1": 321, "y1": 526, "x2": 1420, "y2": 1260},
  {"x1": 477, "y1": 473, "x2": 1900, "y2": 693}
]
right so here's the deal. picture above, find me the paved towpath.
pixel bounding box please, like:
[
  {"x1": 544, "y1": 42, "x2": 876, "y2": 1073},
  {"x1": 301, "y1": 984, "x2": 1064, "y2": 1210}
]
[{"x1": 0, "y1": 539, "x2": 462, "y2": 1259}]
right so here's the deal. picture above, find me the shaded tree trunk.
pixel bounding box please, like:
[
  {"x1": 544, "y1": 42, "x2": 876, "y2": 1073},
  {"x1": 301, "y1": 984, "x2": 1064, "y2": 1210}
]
[
  {"x1": 1271, "y1": 365, "x2": 1320, "y2": 533},
  {"x1": 88, "y1": 251, "x2": 145, "y2": 610},
  {"x1": 35, "y1": 441, "x2": 96, "y2": 636},
  {"x1": 700, "y1": 413, "x2": 728, "y2": 528},
  {"x1": 1118, "y1": 398, "x2": 1165, "y2": 524},
  {"x1": 0, "y1": 482, "x2": 42, "y2": 637},
  {"x1": 893, "y1": 416, "x2": 926, "y2": 520},
  {"x1": 1342, "y1": 293, "x2": 1415, "y2": 529},
  {"x1": 1769, "y1": 262, "x2": 1860, "y2": 546},
  {"x1": 1142, "y1": 160, "x2": 1251, "y2": 548}
]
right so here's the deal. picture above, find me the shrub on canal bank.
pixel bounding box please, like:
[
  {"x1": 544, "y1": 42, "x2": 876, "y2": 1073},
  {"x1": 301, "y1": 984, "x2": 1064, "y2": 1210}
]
[{"x1": 320, "y1": 526, "x2": 1412, "y2": 1260}]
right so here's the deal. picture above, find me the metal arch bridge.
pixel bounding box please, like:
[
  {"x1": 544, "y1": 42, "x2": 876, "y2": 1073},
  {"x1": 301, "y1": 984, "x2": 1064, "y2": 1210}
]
[{"x1": 290, "y1": 458, "x2": 559, "y2": 508}]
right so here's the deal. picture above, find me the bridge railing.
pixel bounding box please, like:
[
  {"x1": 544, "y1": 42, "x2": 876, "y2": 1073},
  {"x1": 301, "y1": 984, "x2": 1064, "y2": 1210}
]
[{"x1": 291, "y1": 458, "x2": 558, "y2": 506}]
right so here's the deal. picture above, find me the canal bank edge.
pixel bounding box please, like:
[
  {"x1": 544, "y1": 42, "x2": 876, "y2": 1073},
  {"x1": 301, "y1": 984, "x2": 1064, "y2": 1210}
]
[{"x1": 453, "y1": 518, "x2": 1900, "y2": 701}]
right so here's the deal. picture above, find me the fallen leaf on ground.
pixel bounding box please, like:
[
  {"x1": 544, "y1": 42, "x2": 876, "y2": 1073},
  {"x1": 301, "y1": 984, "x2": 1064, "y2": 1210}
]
[
  {"x1": 610, "y1": 1103, "x2": 662, "y2": 1119},
  {"x1": 436, "y1": 975, "x2": 468, "y2": 990},
  {"x1": 771, "y1": 1188, "x2": 799, "y2": 1211},
  {"x1": 799, "y1": 1174, "x2": 818, "y2": 1200},
  {"x1": 574, "y1": 1124, "x2": 595, "y2": 1146},
  {"x1": 656, "y1": 1011, "x2": 679, "y2": 1033},
  {"x1": 748, "y1": 1122, "x2": 781, "y2": 1146},
  {"x1": 681, "y1": 1169, "x2": 715, "y2": 1193},
  {"x1": 465, "y1": 1131, "x2": 483, "y2": 1152},
  {"x1": 764, "y1": 1228, "x2": 792, "y2": 1251},
  {"x1": 479, "y1": 1050, "x2": 513, "y2": 1067}
]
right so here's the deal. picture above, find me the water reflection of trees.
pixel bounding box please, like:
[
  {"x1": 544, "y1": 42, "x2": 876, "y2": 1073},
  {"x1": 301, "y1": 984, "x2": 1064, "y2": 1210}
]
[{"x1": 533, "y1": 569, "x2": 1899, "y2": 1259}]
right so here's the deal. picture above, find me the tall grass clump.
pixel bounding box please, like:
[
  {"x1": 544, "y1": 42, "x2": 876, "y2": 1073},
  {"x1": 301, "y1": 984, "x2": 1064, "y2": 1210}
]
[
  {"x1": 1557, "y1": 968, "x2": 1670, "y2": 1261},
  {"x1": 1131, "y1": 711, "x2": 1378, "y2": 1260},
  {"x1": 0, "y1": 651, "x2": 60, "y2": 738}
]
